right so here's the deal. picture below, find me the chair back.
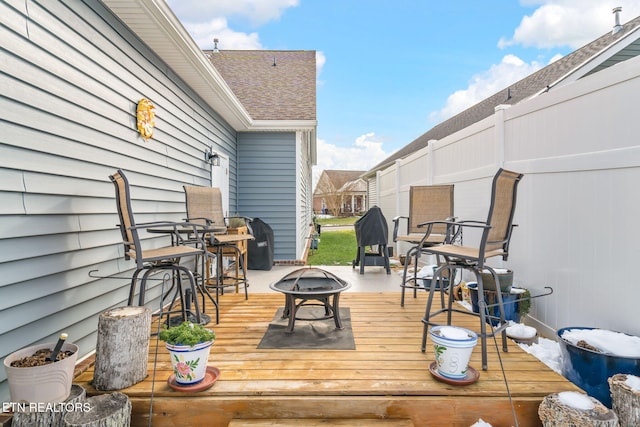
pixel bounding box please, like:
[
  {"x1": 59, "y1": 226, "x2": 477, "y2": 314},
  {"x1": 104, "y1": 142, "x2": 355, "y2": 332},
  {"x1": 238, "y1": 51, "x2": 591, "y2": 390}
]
[
  {"x1": 183, "y1": 186, "x2": 227, "y2": 233},
  {"x1": 409, "y1": 185, "x2": 454, "y2": 236},
  {"x1": 483, "y1": 169, "x2": 524, "y2": 257},
  {"x1": 109, "y1": 169, "x2": 140, "y2": 262}
]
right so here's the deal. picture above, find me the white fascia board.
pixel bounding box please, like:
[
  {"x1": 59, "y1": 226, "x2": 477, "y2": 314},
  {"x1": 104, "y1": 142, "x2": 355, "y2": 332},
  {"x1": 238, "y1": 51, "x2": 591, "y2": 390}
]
[
  {"x1": 249, "y1": 120, "x2": 318, "y2": 132},
  {"x1": 105, "y1": 0, "x2": 252, "y2": 130}
]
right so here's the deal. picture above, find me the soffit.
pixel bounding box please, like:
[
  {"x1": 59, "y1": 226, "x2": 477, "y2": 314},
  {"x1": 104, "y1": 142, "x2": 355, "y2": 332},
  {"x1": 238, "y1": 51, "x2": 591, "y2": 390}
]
[{"x1": 103, "y1": 0, "x2": 252, "y2": 130}]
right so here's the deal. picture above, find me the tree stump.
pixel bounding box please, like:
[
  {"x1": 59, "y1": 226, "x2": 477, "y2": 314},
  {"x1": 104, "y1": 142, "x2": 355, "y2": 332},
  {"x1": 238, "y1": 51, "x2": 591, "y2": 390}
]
[
  {"x1": 64, "y1": 392, "x2": 131, "y2": 427},
  {"x1": 93, "y1": 306, "x2": 151, "y2": 390},
  {"x1": 609, "y1": 374, "x2": 640, "y2": 427},
  {"x1": 12, "y1": 384, "x2": 86, "y2": 427},
  {"x1": 539, "y1": 391, "x2": 618, "y2": 426}
]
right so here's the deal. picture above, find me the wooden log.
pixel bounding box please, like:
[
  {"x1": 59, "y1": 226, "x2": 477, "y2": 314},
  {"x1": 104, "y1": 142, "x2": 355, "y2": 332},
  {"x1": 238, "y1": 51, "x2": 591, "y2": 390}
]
[
  {"x1": 609, "y1": 373, "x2": 640, "y2": 427},
  {"x1": 93, "y1": 306, "x2": 151, "y2": 390},
  {"x1": 12, "y1": 384, "x2": 86, "y2": 427},
  {"x1": 63, "y1": 392, "x2": 131, "y2": 427},
  {"x1": 538, "y1": 391, "x2": 618, "y2": 426}
]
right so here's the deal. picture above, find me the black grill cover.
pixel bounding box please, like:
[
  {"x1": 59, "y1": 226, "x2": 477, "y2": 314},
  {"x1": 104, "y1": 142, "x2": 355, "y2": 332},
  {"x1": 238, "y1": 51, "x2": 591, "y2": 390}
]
[
  {"x1": 354, "y1": 206, "x2": 388, "y2": 247},
  {"x1": 248, "y1": 218, "x2": 274, "y2": 270}
]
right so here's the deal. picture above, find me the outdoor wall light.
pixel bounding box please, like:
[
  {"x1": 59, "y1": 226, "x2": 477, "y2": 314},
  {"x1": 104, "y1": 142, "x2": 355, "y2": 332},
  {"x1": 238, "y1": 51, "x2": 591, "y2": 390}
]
[{"x1": 204, "y1": 147, "x2": 221, "y2": 166}]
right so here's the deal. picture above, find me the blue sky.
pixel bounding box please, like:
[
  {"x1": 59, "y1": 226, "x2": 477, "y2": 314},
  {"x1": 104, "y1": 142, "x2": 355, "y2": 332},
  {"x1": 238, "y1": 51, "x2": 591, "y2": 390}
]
[{"x1": 166, "y1": 0, "x2": 640, "y2": 179}]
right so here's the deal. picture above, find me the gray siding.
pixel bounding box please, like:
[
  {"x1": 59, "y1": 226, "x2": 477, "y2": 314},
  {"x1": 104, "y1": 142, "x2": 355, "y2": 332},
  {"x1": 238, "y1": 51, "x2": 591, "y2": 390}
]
[
  {"x1": 237, "y1": 132, "x2": 297, "y2": 260},
  {"x1": 0, "y1": 0, "x2": 236, "y2": 401},
  {"x1": 298, "y1": 131, "x2": 314, "y2": 257}
]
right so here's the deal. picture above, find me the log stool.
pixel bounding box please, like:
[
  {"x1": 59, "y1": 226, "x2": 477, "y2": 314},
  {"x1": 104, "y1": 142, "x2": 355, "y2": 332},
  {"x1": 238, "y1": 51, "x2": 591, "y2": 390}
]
[
  {"x1": 609, "y1": 374, "x2": 640, "y2": 427},
  {"x1": 64, "y1": 392, "x2": 131, "y2": 427},
  {"x1": 12, "y1": 384, "x2": 86, "y2": 427},
  {"x1": 539, "y1": 391, "x2": 618, "y2": 426},
  {"x1": 93, "y1": 306, "x2": 151, "y2": 390}
]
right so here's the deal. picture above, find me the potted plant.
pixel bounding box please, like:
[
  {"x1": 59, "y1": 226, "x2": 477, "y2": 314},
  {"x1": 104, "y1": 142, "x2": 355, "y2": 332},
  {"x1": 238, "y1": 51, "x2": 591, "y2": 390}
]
[
  {"x1": 159, "y1": 322, "x2": 215, "y2": 385},
  {"x1": 3, "y1": 333, "x2": 78, "y2": 403},
  {"x1": 429, "y1": 325, "x2": 478, "y2": 380}
]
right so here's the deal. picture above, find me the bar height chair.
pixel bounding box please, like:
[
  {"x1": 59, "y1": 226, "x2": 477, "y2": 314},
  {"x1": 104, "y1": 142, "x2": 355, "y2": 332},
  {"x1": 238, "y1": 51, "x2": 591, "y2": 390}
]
[
  {"x1": 110, "y1": 169, "x2": 209, "y2": 326},
  {"x1": 183, "y1": 185, "x2": 254, "y2": 301},
  {"x1": 393, "y1": 185, "x2": 455, "y2": 306},
  {"x1": 418, "y1": 169, "x2": 524, "y2": 371}
]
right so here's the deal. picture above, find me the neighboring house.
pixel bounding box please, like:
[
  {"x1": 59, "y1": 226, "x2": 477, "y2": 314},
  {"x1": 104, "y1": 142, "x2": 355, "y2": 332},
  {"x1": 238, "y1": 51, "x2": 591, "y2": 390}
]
[
  {"x1": 313, "y1": 170, "x2": 366, "y2": 215},
  {"x1": 363, "y1": 13, "x2": 640, "y2": 338},
  {"x1": 0, "y1": 0, "x2": 315, "y2": 401}
]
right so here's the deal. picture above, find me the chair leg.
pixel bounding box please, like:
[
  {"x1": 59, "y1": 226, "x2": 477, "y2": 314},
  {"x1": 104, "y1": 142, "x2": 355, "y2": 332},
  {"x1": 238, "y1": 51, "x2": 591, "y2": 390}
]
[
  {"x1": 129, "y1": 268, "x2": 145, "y2": 305},
  {"x1": 177, "y1": 265, "x2": 202, "y2": 325},
  {"x1": 400, "y1": 245, "x2": 420, "y2": 307},
  {"x1": 237, "y1": 246, "x2": 249, "y2": 300}
]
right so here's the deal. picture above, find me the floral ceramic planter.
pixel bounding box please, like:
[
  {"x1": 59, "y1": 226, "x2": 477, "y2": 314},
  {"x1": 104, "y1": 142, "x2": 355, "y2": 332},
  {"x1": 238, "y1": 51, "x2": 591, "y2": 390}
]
[{"x1": 166, "y1": 340, "x2": 213, "y2": 385}]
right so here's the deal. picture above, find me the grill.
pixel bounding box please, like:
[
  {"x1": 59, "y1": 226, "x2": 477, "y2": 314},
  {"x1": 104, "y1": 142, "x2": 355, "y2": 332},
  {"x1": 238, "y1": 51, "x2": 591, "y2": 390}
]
[{"x1": 352, "y1": 206, "x2": 391, "y2": 274}]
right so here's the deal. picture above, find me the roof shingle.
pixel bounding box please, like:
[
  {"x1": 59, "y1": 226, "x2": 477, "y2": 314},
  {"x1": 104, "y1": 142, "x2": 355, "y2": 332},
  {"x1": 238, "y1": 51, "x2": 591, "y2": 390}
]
[{"x1": 206, "y1": 50, "x2": 316, "y2": 121}]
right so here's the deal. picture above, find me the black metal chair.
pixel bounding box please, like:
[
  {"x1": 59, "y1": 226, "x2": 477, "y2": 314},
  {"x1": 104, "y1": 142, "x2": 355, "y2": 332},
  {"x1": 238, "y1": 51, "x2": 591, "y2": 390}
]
[
  {"x1": 418, "y1": 169, "x2": 524, "y2": 370},
  {"x1": 110, "y1": 169, "x2": 209, "y2": 325}
]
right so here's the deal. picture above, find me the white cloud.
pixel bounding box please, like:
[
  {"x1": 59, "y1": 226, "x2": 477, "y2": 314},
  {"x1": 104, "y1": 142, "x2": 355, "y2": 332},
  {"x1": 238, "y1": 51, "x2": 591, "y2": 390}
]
[
  {"x1": 167, "y1": 0, "x2": 300, "y2": 49},
  {"x1": 429, "y1": 54, "x2": 544, "y2": 123},
  {"x1": 312, "y1": 133, "x2": 391, "y2": 185},
  {"x1": 429, "y1": 1, "x2": 640, "y2": 124},
  {"x1": 184, "y1": 18, "x2": 263, "y2": 50},
  {"x1": 499, "y1": 1, "x2": 640, "y2": 49},
  {"x1": 167, "y1": 0, "x2": 299, "y2": 26}
]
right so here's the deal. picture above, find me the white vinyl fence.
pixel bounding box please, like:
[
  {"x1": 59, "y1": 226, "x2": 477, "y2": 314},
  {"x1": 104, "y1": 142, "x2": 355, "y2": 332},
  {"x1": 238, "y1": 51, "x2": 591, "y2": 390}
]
[{"x1": 377, "y1": 55, "x2": 640, "y2": 338}]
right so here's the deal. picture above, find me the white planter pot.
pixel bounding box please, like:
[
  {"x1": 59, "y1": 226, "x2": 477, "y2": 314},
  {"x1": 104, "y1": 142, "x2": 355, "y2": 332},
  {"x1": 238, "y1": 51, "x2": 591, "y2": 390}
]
[
  {"x1": 166, "y1": 340, "x2": 213, "y2": 385},
  {"x1": 3, "y1": 342, "x2": 79, "y2": 403},
  {"x1": 429, "y1": 326, "x2": 477, "y2": 380}
]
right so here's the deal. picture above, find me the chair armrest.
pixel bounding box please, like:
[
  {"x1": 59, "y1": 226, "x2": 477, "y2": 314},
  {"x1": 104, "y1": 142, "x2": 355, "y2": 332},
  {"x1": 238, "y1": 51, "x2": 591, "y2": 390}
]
[
  {"x1": 184, "y1": 216, "x2": 215, "y2": 226},
  {"x1": 392, "y1": 216, "x2": 409, "y2": 242}
]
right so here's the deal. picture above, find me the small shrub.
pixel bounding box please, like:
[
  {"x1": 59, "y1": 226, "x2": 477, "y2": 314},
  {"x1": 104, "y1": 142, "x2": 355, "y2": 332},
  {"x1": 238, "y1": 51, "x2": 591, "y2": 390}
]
[{"x1": 159, "y1": 322, "x2": 215, "y2": 346}]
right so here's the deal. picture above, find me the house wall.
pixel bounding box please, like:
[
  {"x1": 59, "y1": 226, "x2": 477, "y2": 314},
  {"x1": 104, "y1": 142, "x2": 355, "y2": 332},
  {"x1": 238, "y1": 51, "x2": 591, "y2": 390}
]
[
  {"x1": 297, "y1": 131, "x2": 315, "y2": 258},
  {"x1": 377, "y1": 54, "x2": 640, "y2": 338},
  {"x1": 0, "y1": 0, "x2": 238, "y2": 401},
  {"x1": 237, "y1": 132, "x2": 299, "y2": 261}
]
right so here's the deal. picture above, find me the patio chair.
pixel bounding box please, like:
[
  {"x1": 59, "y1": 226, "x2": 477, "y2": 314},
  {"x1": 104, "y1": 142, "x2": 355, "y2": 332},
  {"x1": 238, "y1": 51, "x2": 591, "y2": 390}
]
[
  {"x1": 183, "y1": 185, "x2": 253, "y2": 301},
  {"x1": 418, "y1": 168, "x2": 524, "y2": 371},
  {"x1": 110, "y1": 169, "x2": 210, "y2": 325},
  {"x1": 393, "y1": 185, "x2": 455, "y2": 306}
]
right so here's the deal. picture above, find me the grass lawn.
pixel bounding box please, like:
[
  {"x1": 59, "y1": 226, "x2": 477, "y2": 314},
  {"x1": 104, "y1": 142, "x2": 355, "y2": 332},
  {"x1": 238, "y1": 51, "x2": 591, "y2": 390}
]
[
  {"x1": 307, "y1": 228, "x2": 357, "y2": 266},
  {"x1": 314, "y1": 216, "x2": 359, "y2": 227}
]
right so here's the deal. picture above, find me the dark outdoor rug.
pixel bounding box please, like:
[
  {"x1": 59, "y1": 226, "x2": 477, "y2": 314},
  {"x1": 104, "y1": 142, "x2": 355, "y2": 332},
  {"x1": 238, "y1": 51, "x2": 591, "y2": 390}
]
[{"x1": 257, "y1": 306, "x2": 355, "y2": 350}]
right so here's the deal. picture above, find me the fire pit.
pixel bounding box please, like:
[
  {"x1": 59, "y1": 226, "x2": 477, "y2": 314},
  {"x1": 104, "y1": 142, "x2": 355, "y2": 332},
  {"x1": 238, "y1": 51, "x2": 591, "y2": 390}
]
[{"x1": 269, "y1": 267, "x2": 351, "y2": 333}]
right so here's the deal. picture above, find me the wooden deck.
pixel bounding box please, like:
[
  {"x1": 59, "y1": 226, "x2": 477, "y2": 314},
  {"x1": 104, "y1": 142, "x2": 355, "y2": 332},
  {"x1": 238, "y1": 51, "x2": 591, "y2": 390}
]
[{"x1": 74, "y1": 291, "x2": 580, "y2": 426}]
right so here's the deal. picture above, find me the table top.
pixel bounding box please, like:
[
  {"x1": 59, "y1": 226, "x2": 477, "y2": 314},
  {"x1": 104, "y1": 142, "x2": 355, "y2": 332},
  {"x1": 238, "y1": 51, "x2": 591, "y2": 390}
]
[
  {"x1": 270, "y1": 267, "x2": 351, "y2": 295},
  {"x1": 147, "y1": 224, "x2": 227, "y2": 234}
]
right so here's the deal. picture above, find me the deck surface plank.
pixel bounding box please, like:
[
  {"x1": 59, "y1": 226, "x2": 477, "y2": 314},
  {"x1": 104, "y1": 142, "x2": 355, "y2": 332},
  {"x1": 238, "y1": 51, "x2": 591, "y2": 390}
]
[{"x1": 74, "y1": 291, "x2": 580, "y2": 426}]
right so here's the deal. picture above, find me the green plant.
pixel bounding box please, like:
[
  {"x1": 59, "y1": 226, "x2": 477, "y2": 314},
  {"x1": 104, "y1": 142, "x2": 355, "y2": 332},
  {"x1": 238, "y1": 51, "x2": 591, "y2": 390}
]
[
  {"x1": 518, "y1": 289, "x2": 532, "y2": 318},
  {"x1": 227, "y1": 215, "x2": 246, "y2": 228},
  {"x1": 159, "y1": 322, "x2": 216, "y2": 346}
]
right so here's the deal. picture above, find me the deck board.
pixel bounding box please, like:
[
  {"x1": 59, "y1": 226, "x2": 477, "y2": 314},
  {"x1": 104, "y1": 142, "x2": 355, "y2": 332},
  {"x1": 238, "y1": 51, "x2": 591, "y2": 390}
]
[{"x1": 74, "y1": 292, "x2": 580, "y2": 426}]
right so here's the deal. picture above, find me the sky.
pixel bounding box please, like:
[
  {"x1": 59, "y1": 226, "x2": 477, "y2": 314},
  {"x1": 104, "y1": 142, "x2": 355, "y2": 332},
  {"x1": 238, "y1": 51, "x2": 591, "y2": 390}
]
[{"x1": 165, "y1": 0, "x2": 640, "y2": 182}]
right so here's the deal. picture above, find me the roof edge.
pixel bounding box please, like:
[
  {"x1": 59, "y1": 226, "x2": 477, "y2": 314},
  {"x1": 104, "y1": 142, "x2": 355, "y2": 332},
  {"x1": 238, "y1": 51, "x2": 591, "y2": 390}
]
[{"x1": 105, "y1": 0, "x2": 252, "y2": 130}]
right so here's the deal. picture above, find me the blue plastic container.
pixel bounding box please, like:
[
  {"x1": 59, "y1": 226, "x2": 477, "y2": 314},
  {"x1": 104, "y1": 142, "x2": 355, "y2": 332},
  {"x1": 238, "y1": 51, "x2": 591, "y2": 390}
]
[
  {"x1": 557, "y1": 326, "x2": 640, "y2": 408},
  {"x1": 467, "y1": 283, "x2": 519, "y2": 325}
]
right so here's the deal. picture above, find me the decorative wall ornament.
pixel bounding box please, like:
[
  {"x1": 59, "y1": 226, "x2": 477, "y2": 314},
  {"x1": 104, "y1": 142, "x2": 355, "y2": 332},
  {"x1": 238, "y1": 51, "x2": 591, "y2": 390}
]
[{"x1": 136, "y1": 98, "x2": 156, "y2": 140}]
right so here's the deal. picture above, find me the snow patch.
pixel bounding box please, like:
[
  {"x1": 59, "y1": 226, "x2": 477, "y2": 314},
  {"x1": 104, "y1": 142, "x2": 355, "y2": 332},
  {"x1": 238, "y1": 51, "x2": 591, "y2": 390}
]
[{"x1": 557, "y1": 391, "x2": 595, "y2": 410}]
